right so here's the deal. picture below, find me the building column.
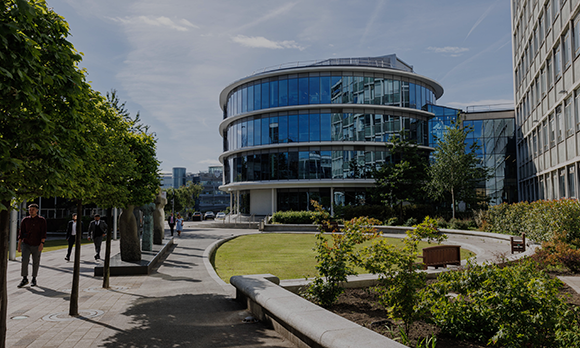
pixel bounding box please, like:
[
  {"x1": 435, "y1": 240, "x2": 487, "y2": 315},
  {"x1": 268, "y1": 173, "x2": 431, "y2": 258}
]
[{"x1": 236, "y1": 190, "x2": 240, "y2": 214}]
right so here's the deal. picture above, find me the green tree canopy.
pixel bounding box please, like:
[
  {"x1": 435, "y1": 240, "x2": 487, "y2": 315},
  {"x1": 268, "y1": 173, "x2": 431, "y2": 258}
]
[
  {"x1": 372, "y1": 134, "x2": 430, "y2": 217},
  {"x1": 165, "y1": 181, "x2": 203, "y2": 215},
  {"x1": 426, "y1": 115, "x2": 490, "y2": 219}
]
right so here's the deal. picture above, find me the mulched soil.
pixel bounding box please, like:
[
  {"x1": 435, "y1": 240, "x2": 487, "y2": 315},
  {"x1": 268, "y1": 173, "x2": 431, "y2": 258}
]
[{"x1": 325, "y1": 270, "x2": 580, "y2": 348}]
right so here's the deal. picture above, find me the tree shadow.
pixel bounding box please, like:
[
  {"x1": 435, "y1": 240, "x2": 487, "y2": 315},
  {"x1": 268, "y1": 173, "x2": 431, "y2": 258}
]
[{"x1": 100, "y1": 293, "x2": 294, "y2": 348}]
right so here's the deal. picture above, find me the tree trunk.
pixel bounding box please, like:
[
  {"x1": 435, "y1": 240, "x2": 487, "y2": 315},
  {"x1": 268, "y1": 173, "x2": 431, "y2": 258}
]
[
  {"x1": 451, "y1": 188, "x2": 456, "y2": 220},
  {"x1": 102, "y1": 207, "x2": 112, "y2": 289},
  {"x1": 0, "y1": 199, "x2": 11, "y2": 348},
  {"x1": 69, "y1": 200, "x2": 82, "y2": 316},
  {"x1": 120, "y1": 205, "x2": 141, "y2": 262}
]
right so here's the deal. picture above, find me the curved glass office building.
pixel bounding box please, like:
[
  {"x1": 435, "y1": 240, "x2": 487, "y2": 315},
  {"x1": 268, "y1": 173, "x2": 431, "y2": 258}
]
[{"x1": 218, "y1": 55, "x2": 444, "y2": 215}]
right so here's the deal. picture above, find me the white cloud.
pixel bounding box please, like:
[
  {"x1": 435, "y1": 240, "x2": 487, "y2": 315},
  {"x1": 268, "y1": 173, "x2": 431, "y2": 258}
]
[
  {"x1": 232, "y1": 35, "x2": 305, "y2": 50},
  {"x1": 110, "y1": 16, "x2": 198, "y2": 31},
  {"x1": 427, "y1": 46, "x2": 470, "y2": 56}
]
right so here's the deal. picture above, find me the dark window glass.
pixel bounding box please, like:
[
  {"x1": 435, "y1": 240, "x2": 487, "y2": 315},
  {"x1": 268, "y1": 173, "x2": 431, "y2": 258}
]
[
  {"x1": 247, "y1": 85, "x2": 254, "y2": 112},
  {"x1": 254, "y1": 118, "x2": 261, "y2": 146},
  {"x1": 288, "y1": 151, "x2": 299, "y2": 179},
  {"x1": 321, "y1": 76, "x2": 331, "y2": 104},
  {"x1": 261, "y1": 153, "x2": 270, "y2": 181},
  {"x1": 299, "y1": 77, "x2": 309, "y2": 105},
  {"x1": 331, "y1": 76, "x2": 341, "y2": 103},
  {"x1": 393, "y1": 80, "x2": 401, "y2": 106},
  {"x1": 310, "y1": 113, "x2": 320, "y2": 141},
  {"x1": 236, "y1": 122, "x2": 241, "y2": 149},
  {"x1": 253, "y1": 154, "x2": 261, "y2": 180},
  {"x1": 247, "y1": 155, "x2": 254, "y2": 181},
  {"x1": 332, "y1": 113, "x2": 342, "y2": 141},
  {"x1": 289, "y1": 78, "x2": 298, "y2": 105},
  {"x1": 279, "y1": 115, "x2": 288, "y2": 143},
  {"x1": 254, "y1": 83, "x2": 261, "y2": 111},
  {"x1": 279, "y1": 78, "x2": 288, "y2": 106},
  {"x1": 278, "y1": 152, "x2": 289, "y2": 179},
  {"x1": 299, "y1": 114, "x2": 309, "y2": 142},
  {"x1": 270, "y1": 153, "x2": 278, "y2": 180},
  {"x1": 402, "y1": 81, "x2": 409, "y2": 107},
  {"x1": 321, "y1": 113, "x2": 331, "y2": 141},
  {"x1": 310, "y1": 151, "x2": 320, "y2": 179},
  {"x1": 270, "y1": 80, "x2": 278, "y2": 108},
  {"x1": 321, "y1": 151, "x2": 332, "y2": 179},
  {"x1": 299, "y1": 151, "x2": 309, "y2": 179},
  {"x1": 309, "y1": 77, "x2": 320, "y2": 104},
  {"x1": 247, "y1": 120, "x2": 254, "y2": 147},
  {"x1": 288, "y1": 115, "x2": 298, "y2": 142},
  {"x1": 416, "y1": 84, "x2": 422, "y2": 109},
  {"x1": 269, "y1": 116, "x2": 279, "y2": 144},
  {"x1": 262, "y1": 82, "x2": 269, "y2": 109},
  {"x1": 262, "y1": 116, "x2": 270, "y2": 145}
]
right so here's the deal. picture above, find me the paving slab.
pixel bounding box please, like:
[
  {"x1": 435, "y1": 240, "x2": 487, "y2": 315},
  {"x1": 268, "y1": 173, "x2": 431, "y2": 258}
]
[{"x1": 5, "y1": 222, "x2": 295, "y2": 348}]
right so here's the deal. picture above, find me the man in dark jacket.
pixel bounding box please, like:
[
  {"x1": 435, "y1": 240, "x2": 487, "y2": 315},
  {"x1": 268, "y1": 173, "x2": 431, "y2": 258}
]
[
  {"x1": 168, "y1": 212, "x2": 176, "y2": 236},
  {"x1": 88, "y1": 214, "x2": 107, "y2": 260},
  {"x1": 17, "y1": 203, "x2": 47, "y2": 288},
  {"x1": 65, "y1": 214, "x2": 82, "y2": 261}
]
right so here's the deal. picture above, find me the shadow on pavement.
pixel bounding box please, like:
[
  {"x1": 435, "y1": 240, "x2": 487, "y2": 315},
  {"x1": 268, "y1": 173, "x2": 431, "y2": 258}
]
[{"x1": 100, "y1": 293, "x2": 293, "y2": 348}]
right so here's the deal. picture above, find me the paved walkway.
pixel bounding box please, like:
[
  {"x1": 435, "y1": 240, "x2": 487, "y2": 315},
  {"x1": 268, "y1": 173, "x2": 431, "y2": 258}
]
[
  {"x1": 5, "y1": 223, "x2": 294, "y2": 348},
  {"x1": 4, "y1": 223, "x2": 580, "y2": 347}
]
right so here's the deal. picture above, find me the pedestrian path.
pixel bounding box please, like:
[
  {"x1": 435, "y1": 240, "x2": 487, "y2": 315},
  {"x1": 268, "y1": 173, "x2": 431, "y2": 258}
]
[
  {"x1": 4, "y1": 224, "x2": 580, "y2": 347},
  {"x1": 5, "y1": 223, "x2": 294, "y2": 348}
]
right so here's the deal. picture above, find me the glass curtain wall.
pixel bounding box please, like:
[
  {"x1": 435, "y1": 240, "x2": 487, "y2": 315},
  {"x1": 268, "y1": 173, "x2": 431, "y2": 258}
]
[{"x1": 226, "y1": 74, "x2": 435, "y2": 118}]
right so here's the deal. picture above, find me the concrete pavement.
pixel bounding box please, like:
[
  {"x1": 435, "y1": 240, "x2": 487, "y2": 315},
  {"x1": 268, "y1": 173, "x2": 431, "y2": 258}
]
[{"x1": 5, "y1": 222, "x2": 294, "y2": 348}]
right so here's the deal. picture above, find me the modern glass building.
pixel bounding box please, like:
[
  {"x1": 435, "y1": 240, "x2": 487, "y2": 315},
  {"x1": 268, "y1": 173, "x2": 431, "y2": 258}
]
[
  {"x1": 512, "y1": 0, "x2": 580, "y2": 201},
  {"x1": 427, "y1": 105, "x2": 518, "y2": 205},
  {"x1": 219, "y1": 55, "x2": 517, "y2": 215}
]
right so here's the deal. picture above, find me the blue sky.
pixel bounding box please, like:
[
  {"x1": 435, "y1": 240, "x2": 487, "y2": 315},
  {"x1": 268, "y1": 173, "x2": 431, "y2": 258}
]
[{"x1": 46, "y1": 0, "x2": 514, "y2": 173}]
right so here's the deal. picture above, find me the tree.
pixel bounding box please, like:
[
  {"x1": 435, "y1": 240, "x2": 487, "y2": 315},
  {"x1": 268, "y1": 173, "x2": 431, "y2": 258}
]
[
  {"x1": 372, "y1": 133, "x2": 430, "y2": 219},
  {"x1": 0, "y1": 1, "x2": 92, "y2": 344},
  {"x1": 426, "y1": 115, "x2": 490, "y2": 219},
  {"x1": 164, "y1": 181, "x2": 202, "y2": 215}
]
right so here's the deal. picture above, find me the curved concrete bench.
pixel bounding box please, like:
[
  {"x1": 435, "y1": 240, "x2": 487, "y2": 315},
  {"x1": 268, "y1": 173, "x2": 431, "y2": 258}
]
[{"x1": 231, "y1": 274, "x2": 407, "y2": 348}]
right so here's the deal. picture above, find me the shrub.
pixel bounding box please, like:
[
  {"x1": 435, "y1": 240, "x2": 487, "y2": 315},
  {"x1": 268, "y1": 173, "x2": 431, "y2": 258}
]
[
  {"x1": 435, "y1": 217, "x2": 448, "y2": 229},
  {"x1": 421, "y1": 258, "x2": 580, "y2": 347},
  {"x1": 270, "y1": 210, "x2": 326, "y2": 224},
  {"x1": 386, "y1": 217, "x2": 399, "y2": 226},
  {"x1": 360, "y1": 217, "x2": 446, "y2": 336},
  {"x1": 485, "y1": 199, "x2": 580, "y2": 245},
  {"x1": 448, "y1": 218, "x2": 470, "y2": 230},
  {"x1": 403, "y1": 217, "x2": 418, "y2": 227},
  {"x1": 532, "y1": 239, "x2": 580, "y2": 273},
  {"x1": 304, "y1": 201, "x2": 380, "y2": 307}
]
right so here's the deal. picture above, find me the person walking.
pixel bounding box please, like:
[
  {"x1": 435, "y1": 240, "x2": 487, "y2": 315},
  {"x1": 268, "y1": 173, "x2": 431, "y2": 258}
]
[
  {"x1": 17, "y1": 203, "x2": 47, "y2": 288},
  {"x1": 64, "y1": 213, "x2": 82, "y2": 261},
  {"x1": 176, "y1": 213, "x2": 184, "y2": 237},
  {"x1": 88, "y1": 214, "x2": 107, "y2": 260},
  {"x1": 168, "y1": 212, "x2": 176, "y2": 236}
]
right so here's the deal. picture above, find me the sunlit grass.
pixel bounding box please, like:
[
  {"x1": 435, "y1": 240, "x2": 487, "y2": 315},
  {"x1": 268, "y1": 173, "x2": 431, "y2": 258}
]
[{"x1": 214, "y1": 233, "x2": 475, "y2": 283}]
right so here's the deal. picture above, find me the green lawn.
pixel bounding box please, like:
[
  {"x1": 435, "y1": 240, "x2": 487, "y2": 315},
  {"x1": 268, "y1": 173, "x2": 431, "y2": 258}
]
[{"x1": 213, "y1": 233, "x2": 476, "y2": 283}]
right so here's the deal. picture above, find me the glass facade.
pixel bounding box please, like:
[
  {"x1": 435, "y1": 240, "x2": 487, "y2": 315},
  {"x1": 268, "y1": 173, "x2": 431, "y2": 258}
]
[
  {"x1": 225, "y1": 111, "x2": 428, "y2": 152},
  {"x1": 225, "y1": 73, "x2": 436, "y2": 119},
  {"x1": 427, "y1": 105, "x2": 518, "y2": 205},
  {"x1": 224, "y1": 147, "x2": 395, "y2": 185}
]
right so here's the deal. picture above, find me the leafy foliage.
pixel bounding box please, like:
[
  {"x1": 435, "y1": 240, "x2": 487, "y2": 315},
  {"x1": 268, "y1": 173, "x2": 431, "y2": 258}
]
[
  {"x1": 164, "y1": 181, "x2": 202, "y2": 215},
  {"x1": 360, "y1": 217, "x2": 446, "y2": 335},
  {"x1": 271, "y1": 210, "x2": 327, "y2": 225},
  {"x1": 426, "y1": 115, "x2": 490, "y2": 219},
  {"x1": 421, "y1": 258, "x2": 580, "y2": 347},
  {"x1": 372, "y1": 134, "x2": 429, "y2": 217},
  {"x1": 485, "y1": 199, "x2": 580, "y2": 245},
  {"x1": 304, "y1": 201, "x2": 379, "y2": 307}
]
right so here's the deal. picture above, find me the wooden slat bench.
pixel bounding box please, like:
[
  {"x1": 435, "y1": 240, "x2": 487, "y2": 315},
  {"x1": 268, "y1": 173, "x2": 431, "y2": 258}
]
[
  {"x1": 419, "y1": 245, "x2": 461, "y2": 270},
  {"x1": 510, "y1": 233, "x2": 526, "y2": 253}
]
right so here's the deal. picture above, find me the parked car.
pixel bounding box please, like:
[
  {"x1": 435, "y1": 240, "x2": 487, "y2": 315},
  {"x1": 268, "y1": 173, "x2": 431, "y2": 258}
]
[
  {"x1": 204, "y1": 211, "x2": 215, "y2": 220},
  {"x1": 215, "y1": 212, "x2": 226, "y2": 220},
  {"x1": 192, "y1": 212, "x2": 202, "y2": 221}
]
